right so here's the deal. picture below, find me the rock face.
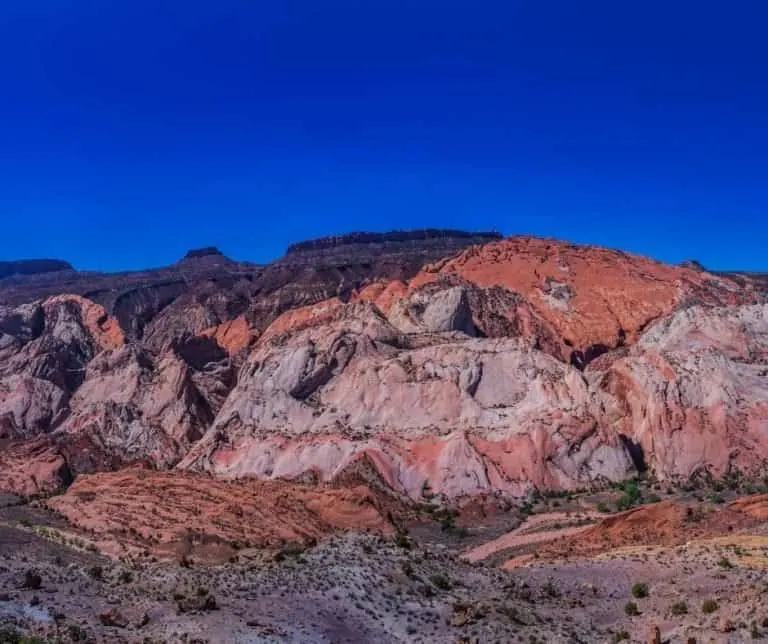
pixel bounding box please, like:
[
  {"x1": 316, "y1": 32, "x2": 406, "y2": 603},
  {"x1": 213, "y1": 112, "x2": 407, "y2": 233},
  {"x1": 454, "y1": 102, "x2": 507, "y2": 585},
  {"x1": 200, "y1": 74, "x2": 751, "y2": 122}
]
[
  {"x1": 537, "y1": 495, "x2": 768, "y2": 561},
  {"x1": 46, "y1": 469, "x2": 401, "y2": 561},
  {"x1": 403, "y1": 237, "x2": 755, "y2": 364},
  {"x1": 180, "y1": 301, "x2": 634, "y2": 497},
  {"x1": 596, "y1": 304, "x2": 768, "y2": 479},
  {"x1": 0, "y1": 295, "x2": 233, "y2": 491},
  {"x1": 0, "y1": 259, "x2": 73, "y2": 280},
  {"x1": 0, "y1": 232, "x2": 766, "y2": 499}
]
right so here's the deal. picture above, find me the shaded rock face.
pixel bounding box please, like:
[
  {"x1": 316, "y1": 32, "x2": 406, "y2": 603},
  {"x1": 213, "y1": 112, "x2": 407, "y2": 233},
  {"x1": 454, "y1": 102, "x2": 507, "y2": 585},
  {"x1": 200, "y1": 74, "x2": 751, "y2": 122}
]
[
  {"x1": 284, "y1": 229, "x2": 501, "y2": 255},
  {"x1": 0, "y1": 297, "x2": 234, "y2": 491},
  {"x1": 182, "y1": 246, "x2": 225, "y2": 260},
  {"x1": 0, "y1": 438, "x2": 72, "y2": 495},
  {"x1": 0, "y1": 233, "x2": 766, "y2": 499},
  {"x1": 0, "y1": 259, "x2": 73, "y2": 280}
]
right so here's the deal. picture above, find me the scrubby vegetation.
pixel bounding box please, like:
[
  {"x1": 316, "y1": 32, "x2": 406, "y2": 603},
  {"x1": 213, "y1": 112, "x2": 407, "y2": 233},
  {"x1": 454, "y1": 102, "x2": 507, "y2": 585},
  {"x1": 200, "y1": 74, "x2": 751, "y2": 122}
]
[{"x1": 631, "y1": 582, "x2": 649, "y2": 599}]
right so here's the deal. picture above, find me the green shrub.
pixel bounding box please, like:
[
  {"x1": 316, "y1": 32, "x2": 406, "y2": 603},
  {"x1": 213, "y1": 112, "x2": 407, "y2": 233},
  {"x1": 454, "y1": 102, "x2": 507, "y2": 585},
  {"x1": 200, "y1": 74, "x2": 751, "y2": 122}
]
[
  {"x1": 670, "y1": 600, "x2": 688, "y2": 616},
  {"x1": 22, "y1": 570, "x2": 42, "y2": 590},
  {"x1": 274, "y1": 542, "x2": 306, "y2": 562},
  {"x1": 440, "y1": 514, "x2": 456, "y2": 532},
  {"x1": 615, "y1": 481, "x2": 641, "y2": 511},
  {"x1": 631, "y1": 582, "x2": 649, "y2": 598},
  {"x1": 68, "y1": 624, "x2": 86, "y2": 642},
  {"x1": 393, "y1": 532, "x2": 412, "y2": 549},
  {"x1": 543, "y1": 579, "x2": 559, "y2": 598},
  {"x1": 717, "y1": 556, "x2": 734, "y2": 569},
  {"x1": 520, "y1": 502, "x2": 534, "y2": 516},
  {"x1": 429, "y1": 574, "x2": 451, "y2": 590},
  {"x1": 613, "y1": 631, "x2": 630, "y2": 643},
  {"x1": 624, "y1": 601, "x2": 639, "y2": 616},
  {"x1": 596, "y1": 502, "x2": 610, "y2": 513},
  {"x1": 702, "y1": 599, "x2": 719, "y2": 614},
  {"x1": 0, "y1": 628, "x2": 46, "y2": 644}
]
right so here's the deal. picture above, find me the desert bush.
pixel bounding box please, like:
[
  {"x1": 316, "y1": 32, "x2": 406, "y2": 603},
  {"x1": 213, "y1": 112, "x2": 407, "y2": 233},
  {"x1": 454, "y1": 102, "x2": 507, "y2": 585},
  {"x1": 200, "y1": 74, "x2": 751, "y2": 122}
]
[
  {"x1": 631, "y1": 582, "x2": 649, "y2": 598},
  {"x1": 624, "y1": 601, "x2": 639, "y2": 616},
  {"x1": 613, "y1": 631, "x2": 630, "y2": 642},
  {"x1": 670, "y1": 600, "x2": 688, "y2": 615},
  {"x1": 393, "y1": 532, "x2": 412, "y2": 550},
  {"x1": 620, "y1": 480, "x2": 641, "y2": 506},
  {"x1": 520, "y1": 501, "x2": 534, "y2": 516},
  {"x1": 429, "y1": 574, "x2": 451, "y2": 590},
  {"x1": 176, "y1": 590, "x2": 217, "y2": 613},
  {"x1": 0, "y1": 628, "x2": 46, "y2": 644},
  {"x1": 685, "y1": 506, "x2": 704, "y2": 523},
  {"x1": 717, "y1": 556, "x2": 734, "y2": 569},
  {"x1": 701, "y1": 599, "x2": 719, "y2": 614},
  {"x1": 275, "y1": 542, "x2": 306, "y2": 561},
  {"x1": 22, "y1": 570, "x2": 42, "y2": 590},
  {"x1": 543, "y1": 579, "x2": 559, "y2": 598}
]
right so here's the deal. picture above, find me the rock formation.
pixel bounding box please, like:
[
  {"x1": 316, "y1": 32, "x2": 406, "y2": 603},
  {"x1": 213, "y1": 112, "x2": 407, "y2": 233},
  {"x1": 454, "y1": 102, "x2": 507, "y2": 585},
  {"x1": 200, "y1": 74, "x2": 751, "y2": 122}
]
[
  {"x1": 0, "y1": 259, "x2": 73, "y2": 280},
  {"x1": 46, "y1": 468, "x2": 401, "y2": 561},
  {"x1": 0, "y1": 232, "x2": 766, "y2": 499}
]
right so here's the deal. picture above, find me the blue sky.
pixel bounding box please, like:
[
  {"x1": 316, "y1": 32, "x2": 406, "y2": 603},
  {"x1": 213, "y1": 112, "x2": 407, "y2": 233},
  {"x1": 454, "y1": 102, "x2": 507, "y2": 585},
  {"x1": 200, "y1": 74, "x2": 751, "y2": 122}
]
[{"x1": 1, "y1": 0, "x2": 767, "y2": 271}]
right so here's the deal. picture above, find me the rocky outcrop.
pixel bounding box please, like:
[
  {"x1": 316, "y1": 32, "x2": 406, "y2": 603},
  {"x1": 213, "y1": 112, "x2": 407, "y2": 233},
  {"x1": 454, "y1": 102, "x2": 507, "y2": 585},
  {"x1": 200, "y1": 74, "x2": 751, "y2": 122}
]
[
  {"x1": 0, "y1": 438, "x2": 71, "y2": 495},
  {"x1": 0, "y1": 231, "x2": 498, "y2": 348},
  {"x1": 0, "y1": 296, "x2": 234, "y2": 486},
  {"x1": 0, "y1": 296, "x2": 124, "y2": 440},
  {"x1": 595, "y1": 304, "x2": 768, "y2": 480},
  {"x1": 403, "y1": 236, "x2": 757, "y2": 364},
  {"x1": 284, "y1": 229, "x2": 501, "y2": 257},
  {"x1": 182, "y1": 246, "x2": 225, "y2": 260},
  {"x1": 182, "y1": 295, "x2": 768, "y2": 498},
  {"x1": 536, "y1": 496, "x2": 768, "y2": 561},
  {"x1": 46, "y1": 469, "x2": 401, "y2": 561},
  {"x1": 0, "y1": 259, "x2": 73, "y2": 280},
  {"x1": 180, "y1": 301, "x2": 635, "y2": 497}
]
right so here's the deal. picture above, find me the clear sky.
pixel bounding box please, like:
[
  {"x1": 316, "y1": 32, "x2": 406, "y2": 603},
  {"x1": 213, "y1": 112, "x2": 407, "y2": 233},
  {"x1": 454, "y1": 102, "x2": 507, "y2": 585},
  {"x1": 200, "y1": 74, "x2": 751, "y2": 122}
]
[{"x1": 1, "y1": 0, "x2": 767, "y2": 271}]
